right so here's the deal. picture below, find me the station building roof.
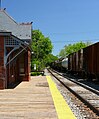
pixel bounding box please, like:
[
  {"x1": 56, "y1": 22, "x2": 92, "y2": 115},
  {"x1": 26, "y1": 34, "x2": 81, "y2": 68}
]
[{"x1": 0, "y1": 9, "x2": 32, "y2": 43}]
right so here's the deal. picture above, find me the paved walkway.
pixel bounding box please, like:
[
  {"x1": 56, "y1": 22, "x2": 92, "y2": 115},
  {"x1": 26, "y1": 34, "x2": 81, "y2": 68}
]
[{"x1": 0, "y1": 76, "x2": 57, "y2": 119}]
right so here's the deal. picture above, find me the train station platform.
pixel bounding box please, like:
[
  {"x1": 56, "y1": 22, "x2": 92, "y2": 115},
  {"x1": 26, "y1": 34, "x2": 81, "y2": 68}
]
[{"x1": 0, "y1": 75, "x2": 76, "y2": 119}]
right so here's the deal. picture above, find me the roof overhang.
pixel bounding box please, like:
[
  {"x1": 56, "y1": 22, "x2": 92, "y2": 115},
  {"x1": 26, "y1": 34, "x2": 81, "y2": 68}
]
[{"x1": 0, "y1": 31, "x2": 12, "y2": 36}]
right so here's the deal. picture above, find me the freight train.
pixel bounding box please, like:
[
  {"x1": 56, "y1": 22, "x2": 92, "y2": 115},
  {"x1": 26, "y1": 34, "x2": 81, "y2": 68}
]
[
  {"x1": 51, "y1": 57, "x2": 68, "y2": 73},
  {"x1": 51, "y1": 42, "x2": 99, "y2": 81}
]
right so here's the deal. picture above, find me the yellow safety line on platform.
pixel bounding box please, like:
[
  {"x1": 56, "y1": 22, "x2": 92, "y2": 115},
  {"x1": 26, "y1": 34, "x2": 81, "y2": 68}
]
[{"x1": 46, "y1": 76, "x2": 76, "y2": 119}]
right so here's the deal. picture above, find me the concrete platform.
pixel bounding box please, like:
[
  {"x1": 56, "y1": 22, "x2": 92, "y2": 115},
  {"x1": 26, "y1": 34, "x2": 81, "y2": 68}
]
[{"x1": 0, "y1": 76, "x2": 58, "y2": 119}]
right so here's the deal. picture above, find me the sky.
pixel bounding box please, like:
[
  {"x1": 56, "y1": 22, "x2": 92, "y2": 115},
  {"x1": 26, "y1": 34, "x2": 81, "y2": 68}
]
[{"x1": 2, "y1": 0, "x2": 99, "y2": 55}]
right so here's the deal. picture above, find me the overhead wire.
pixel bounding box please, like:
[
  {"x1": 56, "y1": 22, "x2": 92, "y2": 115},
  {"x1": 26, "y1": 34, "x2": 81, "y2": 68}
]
[
  {"x1": 52, "y1": 39, "x2": 99, "y2": 43},
  {"x1": 44, "y1": 31, "x2": 99, "y2": 43}
]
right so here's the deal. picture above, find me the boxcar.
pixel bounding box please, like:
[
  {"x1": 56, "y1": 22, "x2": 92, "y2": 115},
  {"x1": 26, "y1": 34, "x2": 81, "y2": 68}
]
[
  {"x1": 68, "y1": 50, "x2": 82, "y2": 74},
  {"x1": 83, "y1": 42, "x2": 99, "y2": 80},
  {"x1": 68, "y1": 53, "x2": 72, "y2": 72},
  {"x1": 51, "y1": 42, "x2": 99, "y2": 80},
  {"x1": 75, "y1": 49, "x2": 83, "y2": 76},
  {"x1": 68, "y1": 53, "x2": 74, "y2": 73},
  {"x1": 68, "y1": 42, "x2": 99, "y2": 80}
]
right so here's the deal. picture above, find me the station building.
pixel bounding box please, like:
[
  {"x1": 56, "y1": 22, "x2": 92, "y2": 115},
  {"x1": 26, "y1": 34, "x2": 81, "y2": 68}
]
[{"x1": 0, "y1": 9, "x2": 32, "y2": 89}]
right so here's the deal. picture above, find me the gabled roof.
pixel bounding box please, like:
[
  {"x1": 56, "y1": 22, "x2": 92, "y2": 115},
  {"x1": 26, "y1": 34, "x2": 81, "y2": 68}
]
[{"x1": 0, "y1": 9, "x2": 32, "y2": 42}]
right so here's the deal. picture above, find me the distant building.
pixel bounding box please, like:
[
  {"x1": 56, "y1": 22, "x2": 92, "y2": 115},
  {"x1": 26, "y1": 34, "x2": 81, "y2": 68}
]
[{"x1": 0, "y1": 9, "x2": 32, "y2": 89}]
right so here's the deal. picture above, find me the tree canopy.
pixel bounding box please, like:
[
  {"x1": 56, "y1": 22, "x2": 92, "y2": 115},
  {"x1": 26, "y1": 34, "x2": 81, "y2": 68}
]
[
  {"x1": 31, "y1": 30, "x2": 53, "y2": 59},
  {"x1": 59, "y1": 41, "x2": 91, "y2": 58},
  {"x1": 31, "y1": 30, "x2": 57, "y2": 71}
]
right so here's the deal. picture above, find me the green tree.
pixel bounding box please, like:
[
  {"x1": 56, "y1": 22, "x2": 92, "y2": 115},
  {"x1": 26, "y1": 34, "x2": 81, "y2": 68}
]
[
  {"x1": 31, "y1": 30, "x2": 53, "y2": 71},
  {"x1": 44, "y1": 54, "x2": 58, "y2": 66},
  {"x1": 59, "y1": 41, "x2": 91, "y2": 57}
]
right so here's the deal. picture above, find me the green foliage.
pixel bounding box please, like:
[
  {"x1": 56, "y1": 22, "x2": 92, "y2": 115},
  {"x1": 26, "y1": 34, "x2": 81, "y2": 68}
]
[
  {"x1": 59, "y1": 41, "x2": 91, "y2": 57},
  {"x1": 31, "y1": 30, "x2": 54, "y2": 71},
  {"x1": 31, "y1": 59, "x2": 42, "y2": 71},
  {"x1": 31, "y1": 30, "x2": 53, "y2": 59},
  {"x1": 31, "y1": 71, "x2": 44, "y2": 76},
  {"x1": 58, "y1": 48, "x2": 66, "y2": 57},
  {"x1": 31, "y1": 72, "x2": 41, "y2": 76},
  {"x1": 43, "y1": 54, "x2": 58, "y2": 66}
]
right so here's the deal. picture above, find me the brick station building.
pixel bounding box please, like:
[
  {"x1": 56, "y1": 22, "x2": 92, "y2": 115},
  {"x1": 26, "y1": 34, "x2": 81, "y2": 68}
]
[{"x1": 0, "y1": 9, "x2": 32, "y2": 89}]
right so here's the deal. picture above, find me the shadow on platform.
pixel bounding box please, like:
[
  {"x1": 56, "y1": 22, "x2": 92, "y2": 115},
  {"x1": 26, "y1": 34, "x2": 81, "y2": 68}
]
[{"x1": 8, "y1": 81, "x2": 22, "y2": 89}]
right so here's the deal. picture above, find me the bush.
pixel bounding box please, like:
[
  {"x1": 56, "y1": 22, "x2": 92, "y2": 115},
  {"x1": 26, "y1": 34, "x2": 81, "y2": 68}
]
[{"x1": 31, "y1": 72, "x2": 43, "y2": 76}]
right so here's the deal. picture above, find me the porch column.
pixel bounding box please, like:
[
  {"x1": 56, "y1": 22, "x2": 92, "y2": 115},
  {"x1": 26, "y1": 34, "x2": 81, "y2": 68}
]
[
  {"x1": 24, "y1": 50, "x2": 31, "y2": 81},
  {"x1": 0, "y1": 36, "x2": 6, "y2": 89}
]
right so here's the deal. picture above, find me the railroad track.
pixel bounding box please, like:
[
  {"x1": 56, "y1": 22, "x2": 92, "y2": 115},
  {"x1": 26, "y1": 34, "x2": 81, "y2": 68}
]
[{"x1": 47, "y1": 68, "x2": 99, "y2": 117}]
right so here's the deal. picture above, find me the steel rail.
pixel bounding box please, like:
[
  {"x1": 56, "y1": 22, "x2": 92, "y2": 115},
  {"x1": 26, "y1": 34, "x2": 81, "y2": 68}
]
[
  {"x1": 51, "y1": 68, "x2": 99, "y2": 96},
  {"x1": 48, "y1": 68, "x2": 99, "y2": 116}
]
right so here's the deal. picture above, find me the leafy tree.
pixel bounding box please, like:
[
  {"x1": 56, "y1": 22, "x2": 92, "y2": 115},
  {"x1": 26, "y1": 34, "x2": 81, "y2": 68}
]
[
  {"x1": 59, "y1": 41, "x2": 91, "y2": 57},
  {"x1": 31, "y1": 30, "x2": 53, "y2": 71},
  {"x1": 44, "y1": 54, "x2": 58, "y2": 66},
  {"x1": 58, "y1": 48, "x2": 66, "y2": 57}
]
